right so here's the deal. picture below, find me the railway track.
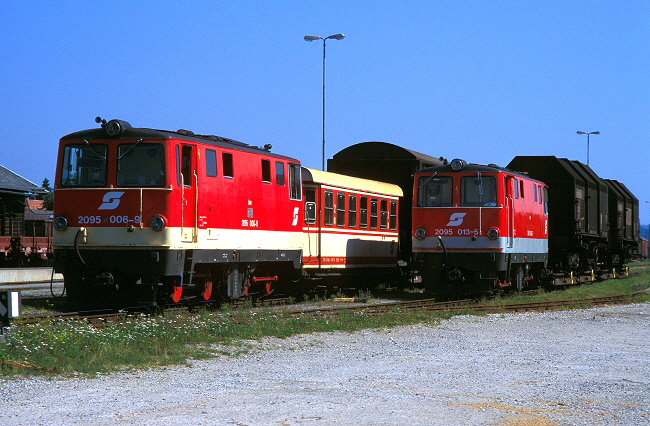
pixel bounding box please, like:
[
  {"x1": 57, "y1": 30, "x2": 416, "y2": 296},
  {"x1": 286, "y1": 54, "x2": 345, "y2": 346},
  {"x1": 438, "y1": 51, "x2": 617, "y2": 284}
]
[{"x1": 8, "y1": 289, "x2": 648, "y2": 329}]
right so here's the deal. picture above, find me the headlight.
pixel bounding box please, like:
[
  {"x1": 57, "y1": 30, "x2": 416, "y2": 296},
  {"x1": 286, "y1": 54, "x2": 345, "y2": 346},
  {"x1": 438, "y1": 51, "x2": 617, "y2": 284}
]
[
  {"x1": 149, "y1": 215, "x2": 166, "y2": 232},
  {"x1": 53, "y1": 216, "x2": 68, "y2": 231},
  {"x1": 414, "y1": 228, "x2": 427, "y2": 240},
  {"x1": 487, "y1": 227, "x2": 500, "y2": 240},
  {"x1": 450, "y1": 158, "x2": 466, "y2": 171},
  {"x1": 104, "y1": 119, "x2": 132, "y2": 136}
]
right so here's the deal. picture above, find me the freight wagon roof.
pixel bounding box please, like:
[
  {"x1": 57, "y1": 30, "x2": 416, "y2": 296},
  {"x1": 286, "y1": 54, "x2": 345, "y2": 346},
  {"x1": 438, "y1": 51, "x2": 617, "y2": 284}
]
[
  {"x1": 331, "y1": 141, "x2": 445, "y2": 166},
  {"x1": 302, "y1": 167, "x2": 403, "y2": 197},
  {"x1": 61, "y1": 122, "x2": 300, "y2": 162}
]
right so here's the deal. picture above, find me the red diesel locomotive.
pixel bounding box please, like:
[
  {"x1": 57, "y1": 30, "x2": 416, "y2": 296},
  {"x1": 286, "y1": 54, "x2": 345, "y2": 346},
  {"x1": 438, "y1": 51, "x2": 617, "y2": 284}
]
[
  {"x1": 53, "y1": 118, "x2": 305, "y2": 306},
  {"x1": 412, "y1": 159, "x2": 549, "y2": 296}
]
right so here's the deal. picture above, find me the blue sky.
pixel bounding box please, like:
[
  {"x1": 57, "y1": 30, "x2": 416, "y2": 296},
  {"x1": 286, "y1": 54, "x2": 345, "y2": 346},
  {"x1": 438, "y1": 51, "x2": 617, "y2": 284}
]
[{"x1": 2, "y1": 1, "x2": 649, "y2": 224}]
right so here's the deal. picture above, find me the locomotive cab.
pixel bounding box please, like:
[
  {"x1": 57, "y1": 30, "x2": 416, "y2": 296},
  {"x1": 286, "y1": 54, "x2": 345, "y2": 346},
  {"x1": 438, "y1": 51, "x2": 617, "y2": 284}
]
[{"x1": 412, "y1": 159, "x2": 549, "y2": 297}]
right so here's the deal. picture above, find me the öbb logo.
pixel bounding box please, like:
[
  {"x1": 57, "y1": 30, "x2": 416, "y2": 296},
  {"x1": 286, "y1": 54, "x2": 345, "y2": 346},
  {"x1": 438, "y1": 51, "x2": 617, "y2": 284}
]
[
  {"x1": 98, "y1": 192, "x2": 125, "y2": 210},
  {"x1": 446, "y1": 212, "x2": 467, "y2": 226}
]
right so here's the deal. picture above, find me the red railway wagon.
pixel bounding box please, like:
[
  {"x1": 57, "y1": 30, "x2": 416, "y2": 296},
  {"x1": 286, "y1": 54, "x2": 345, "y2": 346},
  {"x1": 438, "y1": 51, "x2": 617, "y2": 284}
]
[
  {"x1": 53, "y1": 118, "x2": 304, "y2": 306},
  {"x1": 301, "y1": 167, "x2": 403, "y2": 286},
  {"x1": 412, "y1": 159, "x2": 548, "y2": 296}
]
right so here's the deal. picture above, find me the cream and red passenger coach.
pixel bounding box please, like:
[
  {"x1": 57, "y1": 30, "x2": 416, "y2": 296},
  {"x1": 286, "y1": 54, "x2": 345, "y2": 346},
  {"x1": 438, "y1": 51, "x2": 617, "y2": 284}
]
[
  {"x1": 53, "y1": 118, "x2": 304, "y2": 305},
  {"x1": 301, "y1": 168, "x2": 402, "y2": 285},
  {"x1": 412, "y1": 159, "x2": 549, "y2": 296}
]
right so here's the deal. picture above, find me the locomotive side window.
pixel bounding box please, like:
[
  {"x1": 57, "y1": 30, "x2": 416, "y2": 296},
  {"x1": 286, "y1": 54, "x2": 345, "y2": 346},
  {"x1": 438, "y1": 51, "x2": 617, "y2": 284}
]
[
  {"x1": 417, "y1": 176, "x2": 452, "y2": 207},
  {"x1": 359, "y1": 196, "x2": 368, "y2": 228},
  {"x1": 118, "y1": 143, "x2": 165, "y2": 187},
  {"x1": 61, "y1": 144, "x2": 108, "y2": 187},
  {"x1": 275, "y1": 162, "x2": 285, "y2": 186},
  {"x1": 519, "y1": 180, "x2": 525, "y2": 199},
  {"x1": 222, "y1": 153, "x2": 234, "y2": 178},
  {"x1": 544, "y1": 187, "x2": 549, "y2": 214},
  {"x1": 289, "y1": 163, "x2": 301, "y2": 200},
  {"x1": 461, "y1": 176, "x2": 496, "y2": 207},
  {"x1": 261, "y1": 159, "x2": 271, "y2": 183},
  {"x1": 336, "y1": 193, "x2": 346, "y2": 227},
  {"x1": 348, "y1": 195, "x2": 357, "y2": 228},
  {"x1": 206, "y1": 149, "x2": 217, "y2": 177},
  {"x1": 513, "y1": 178, "x2": 519, "y2": 199},
  {"x1": 380, "y1": 199, "x2": 388, "y2": 229},
  {"x1": 390, "y1": 200, "x2": 397, "y2": 230},
  {"x1": 533, "y1": 184, "x2": 538, "y2": 203},
  {"x1": 370, "y1": 198, "x2": 378, "y2": 229},
  {"x1": 324, "y1": 191, "x2": 334, "y2": 226}
]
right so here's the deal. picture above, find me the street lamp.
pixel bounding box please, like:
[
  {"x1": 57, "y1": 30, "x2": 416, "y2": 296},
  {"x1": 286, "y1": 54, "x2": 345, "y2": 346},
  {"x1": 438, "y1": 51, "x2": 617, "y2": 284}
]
[
  {"x1": 576, "y1": 130, "x2": 600, "y2": 166},
  {"x1": 304, "y1": 33, "x2": 345, "y2": 170}
]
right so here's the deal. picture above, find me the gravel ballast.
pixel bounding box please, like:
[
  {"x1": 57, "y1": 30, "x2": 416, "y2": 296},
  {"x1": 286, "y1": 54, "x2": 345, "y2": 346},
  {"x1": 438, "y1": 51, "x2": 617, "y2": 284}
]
[{"x1": 2, "y1": 303, "x2": 649, "y2": 425}]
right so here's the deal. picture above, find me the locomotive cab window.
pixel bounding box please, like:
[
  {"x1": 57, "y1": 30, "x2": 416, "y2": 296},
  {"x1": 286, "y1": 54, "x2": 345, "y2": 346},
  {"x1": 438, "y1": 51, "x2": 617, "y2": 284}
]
[
  {"x1": 61, "y1": 144, "x2": 108, "y2": 187},
  {"x1": 418, "y1": 176, "x2": 452, "y2": 207},
  {"x1": 275, "y1": 162, "x2": 285, "y2": 186},
  {"x1": 206, "y1": 149, "x2": 217, "y2": 177},
  {"x1": 461, "y1": 175, "x2": 496, "y2": 207},
  {"x1": 261, "y1": 159, "x2": 271, "y2": 183},
  {"x1": 222, "y1": 152, "x2": 234, "y2": 178},
  {"x1": 118, "y1": 143, "x2": 165, "y2": 187}
]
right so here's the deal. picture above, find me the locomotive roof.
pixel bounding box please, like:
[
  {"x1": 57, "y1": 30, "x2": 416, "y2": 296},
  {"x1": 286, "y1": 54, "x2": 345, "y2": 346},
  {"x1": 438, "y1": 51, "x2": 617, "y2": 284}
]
[
  {"x1": 61, "y1": 120, "x2": 299, "y2": 161},
  {"x1": 418, "y1": 161, "x2": 543, "y2": 182},
  {"x1": 302, "y1": 167, "x2": 403, "y2": 197}
]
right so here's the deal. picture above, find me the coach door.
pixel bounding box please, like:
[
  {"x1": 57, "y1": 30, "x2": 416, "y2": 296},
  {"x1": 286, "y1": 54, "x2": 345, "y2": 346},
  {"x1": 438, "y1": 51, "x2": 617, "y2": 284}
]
[{"x1": 178, "y1": 144, "x2": 198, "y2": 243}]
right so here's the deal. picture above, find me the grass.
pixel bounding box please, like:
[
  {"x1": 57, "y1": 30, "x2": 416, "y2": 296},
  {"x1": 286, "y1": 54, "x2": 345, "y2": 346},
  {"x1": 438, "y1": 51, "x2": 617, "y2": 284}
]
[{"x1": 1, "y1": 262, "x2": 649, "y2": 378}]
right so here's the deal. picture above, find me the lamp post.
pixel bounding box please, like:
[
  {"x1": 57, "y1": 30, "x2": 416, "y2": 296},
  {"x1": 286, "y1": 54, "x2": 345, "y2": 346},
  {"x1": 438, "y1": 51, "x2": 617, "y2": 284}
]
[
  {"x1": 304, "y1": 33, "x2": 345, "y2": 170},
  {"x1": 576, "y1": 130, "x2": 600, "y2": 166}
]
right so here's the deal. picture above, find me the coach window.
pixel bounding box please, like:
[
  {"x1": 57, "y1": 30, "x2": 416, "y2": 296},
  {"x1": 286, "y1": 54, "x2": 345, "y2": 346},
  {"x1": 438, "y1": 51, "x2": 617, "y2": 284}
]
[
  {"x1": 359, "y1": 197, "x2": 368, "y2": 228},
  {"x1": 324, "y1": 191, "x2": 334, "y2": 226},
  {"x1": 348, "y1": 195, "x2": 357, "y2": 228},
  {"x1": 380, "y1": 199, "x2": 388, "y2": 229},
  {"x1": 275, "y1": 162, "x2": 285, "y2": 186},
  {"x1": 223, "y1": 152, "x2": 234, "y2": 178},
  {"x1": 206, "y1": 149, "x2": 217, "y2": 177},
  {"x1": 61, "y1": 144, "x2": 108, "y2": 187},
  {"x1": 289, "y1": 164, "x2": 301, "y2": 200},
  {"x1": 389, "y1": 200, "x2": 397, "y2": 230},
  {"x1": 118, "y1": 143, "x2": 166, "y2": 187},
  {"x1": 336, "y1": 193, "x2": 346, "y2": 227},
  {"x1": 418, "y1": 176, "x2": 452, "y2": 207},
  {"x1": 370, "y1": 198, "x2": 378, "y2": 229},
  {"x1": 261, "y1": 159, "x2": 271, "y2": 183},
  {"x1": 461, "y1": 175, "x2": 496, "y2": 207}
]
